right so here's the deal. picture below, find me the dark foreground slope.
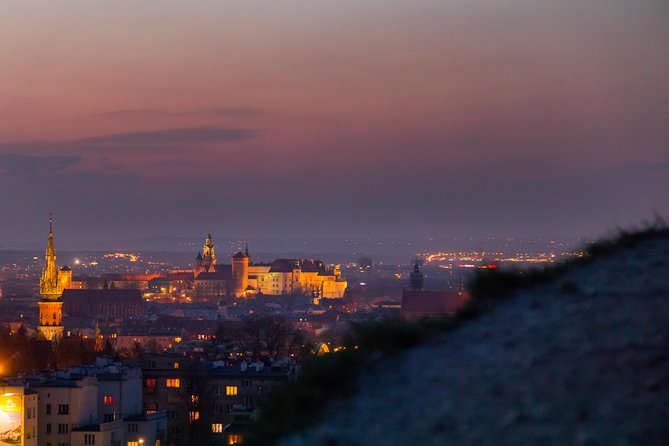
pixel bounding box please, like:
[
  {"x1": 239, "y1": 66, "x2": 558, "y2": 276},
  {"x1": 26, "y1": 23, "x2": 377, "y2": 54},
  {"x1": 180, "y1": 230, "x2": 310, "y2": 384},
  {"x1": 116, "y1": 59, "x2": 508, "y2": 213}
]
[{"x1": 281, "y1": 234, "x2": 669, "y2": 446}]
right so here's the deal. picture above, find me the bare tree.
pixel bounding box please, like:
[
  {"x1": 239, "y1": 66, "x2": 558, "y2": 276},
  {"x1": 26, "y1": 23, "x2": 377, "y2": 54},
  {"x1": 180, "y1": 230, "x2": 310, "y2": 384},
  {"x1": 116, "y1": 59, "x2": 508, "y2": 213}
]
[{"x1": 233, "y1": 315, "x2": 298, "y2": 358}]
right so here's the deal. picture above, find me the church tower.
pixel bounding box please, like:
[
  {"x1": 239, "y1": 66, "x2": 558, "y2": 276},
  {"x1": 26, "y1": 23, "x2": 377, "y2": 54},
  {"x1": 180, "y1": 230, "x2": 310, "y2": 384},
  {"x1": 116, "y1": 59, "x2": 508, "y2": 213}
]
[
  {"x1": 194, "y1": 233, "x2": 217, "y2": 276},
  {"x1": 409, "y1": 259, "x2": 424, "y2": 291},
  {"x1": 38, "y1": 214, "x2": 64, "y2": 341}
]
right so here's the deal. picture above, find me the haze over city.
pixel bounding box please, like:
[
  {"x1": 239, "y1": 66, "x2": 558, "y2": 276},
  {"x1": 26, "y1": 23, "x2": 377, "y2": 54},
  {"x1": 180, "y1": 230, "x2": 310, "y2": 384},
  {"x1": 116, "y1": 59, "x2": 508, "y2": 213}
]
[{"x1": 1, "y1": 0, "x2": 667, "y2": 248}]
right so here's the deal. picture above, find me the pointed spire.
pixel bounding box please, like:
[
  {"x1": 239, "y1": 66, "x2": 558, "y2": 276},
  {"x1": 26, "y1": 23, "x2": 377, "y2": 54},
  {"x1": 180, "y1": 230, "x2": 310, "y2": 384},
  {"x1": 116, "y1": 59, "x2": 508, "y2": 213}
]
[{"x1": 40, "y1": 212, "x2": 61, "y2": 298}]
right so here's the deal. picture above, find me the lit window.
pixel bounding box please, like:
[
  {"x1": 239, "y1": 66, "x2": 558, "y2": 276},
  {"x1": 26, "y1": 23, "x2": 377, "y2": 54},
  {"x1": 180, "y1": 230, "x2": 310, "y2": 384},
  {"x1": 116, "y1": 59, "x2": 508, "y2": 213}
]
[
  {"x1": 226, "y1": 386, "x2": 238, "y2": 396},
  {"x1": 166, "y1": 378, "x2": 180, "y2": 388},
  {"x1": 212, "y1": 423, "x2": 223, "y2": 433},
  {"x1": 127, "y1": 442, "x2": 139, "y2": 446},
  {"x1": 191, "y1": 394, "x2": 199, "y2": 404},
  {"x1": 173, "y1": 362, "x2": 179, "y2": 369},
  {"x1": 189, "y1": 411, "x2": 200, "y2": 421},
  {"x1": 146, "y1": 378, "x2": 156, "y2": 388},
  {"x1": 103, "y1": 395, "x2": 115, "y2": 406},
  {"x1": 228, "y1": 434, "x2": 243, "y2": 445}
]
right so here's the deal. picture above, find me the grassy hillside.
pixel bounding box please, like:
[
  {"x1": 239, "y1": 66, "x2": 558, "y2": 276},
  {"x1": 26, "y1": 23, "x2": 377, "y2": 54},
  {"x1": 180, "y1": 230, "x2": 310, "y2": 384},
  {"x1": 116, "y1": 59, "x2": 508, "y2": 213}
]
[{"x1": 248, "y1": 219, "x2": 669, "y2": 445}]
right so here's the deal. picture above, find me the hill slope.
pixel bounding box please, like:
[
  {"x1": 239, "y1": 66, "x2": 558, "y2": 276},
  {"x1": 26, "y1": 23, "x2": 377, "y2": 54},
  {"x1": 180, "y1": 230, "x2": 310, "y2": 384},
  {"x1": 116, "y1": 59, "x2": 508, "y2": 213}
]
[{"x1": 282, "y1": 235, "x2": 669, "y2": 445}]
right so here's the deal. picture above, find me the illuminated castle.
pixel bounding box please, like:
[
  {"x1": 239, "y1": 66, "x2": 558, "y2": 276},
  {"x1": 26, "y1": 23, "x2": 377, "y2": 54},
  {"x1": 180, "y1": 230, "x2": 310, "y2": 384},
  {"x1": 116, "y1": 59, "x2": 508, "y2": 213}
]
[
  {"x1": 193, "y1": 234, "x2": 347, "y2": 299},
  {"x1": 38, "y1": 214, "x2": 65, "y2": 341}
]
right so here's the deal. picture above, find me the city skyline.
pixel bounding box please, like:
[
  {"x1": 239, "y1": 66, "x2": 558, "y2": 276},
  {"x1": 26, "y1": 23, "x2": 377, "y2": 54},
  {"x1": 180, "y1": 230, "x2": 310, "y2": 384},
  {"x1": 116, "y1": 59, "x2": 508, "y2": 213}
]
[{"x1": 1, "y1": 0, "x2": 668, "y2": 243}]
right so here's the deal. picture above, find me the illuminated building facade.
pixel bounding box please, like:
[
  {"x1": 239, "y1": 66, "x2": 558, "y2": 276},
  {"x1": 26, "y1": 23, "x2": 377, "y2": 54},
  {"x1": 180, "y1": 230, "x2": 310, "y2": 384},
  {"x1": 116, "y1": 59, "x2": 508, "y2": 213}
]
[
  {"x1": 190, "y1": 235, "x2": 348, "y2": 299},
  {"x1": 231, "y1": 250, "x2": 249, "y2": 297},
  {"x1": 246, "y1": 259, "x2": 347, "y2": 299},
  {"x1": 29, "y1": 362, "x2": 165, "y2": 446},
  {"x1": 37, "y1": 216, "x2": 64, "y2": 342},
  {"x1": 0, "y1": 385, "x2": 38, "y2": 446}
]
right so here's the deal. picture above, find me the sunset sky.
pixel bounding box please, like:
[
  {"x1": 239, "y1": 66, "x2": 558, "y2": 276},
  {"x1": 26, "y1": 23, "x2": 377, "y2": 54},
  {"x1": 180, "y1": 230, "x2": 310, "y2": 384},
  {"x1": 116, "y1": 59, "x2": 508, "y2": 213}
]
[{"x1": 1, "y1": 0, "x2": 668, "y2": 246}]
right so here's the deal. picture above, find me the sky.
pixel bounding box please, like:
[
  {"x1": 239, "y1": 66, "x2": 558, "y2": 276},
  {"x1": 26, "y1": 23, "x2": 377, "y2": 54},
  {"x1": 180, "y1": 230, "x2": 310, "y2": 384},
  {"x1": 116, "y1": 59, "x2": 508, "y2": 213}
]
[{"x1": 1, "y1": 0, "x2": 668, "y2": 247}]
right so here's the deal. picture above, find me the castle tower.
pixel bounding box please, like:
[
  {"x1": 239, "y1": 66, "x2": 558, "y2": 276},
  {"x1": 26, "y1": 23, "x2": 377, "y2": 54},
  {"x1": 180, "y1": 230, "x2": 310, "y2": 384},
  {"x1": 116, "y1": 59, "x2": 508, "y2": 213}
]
[
  {"x1": 202, "y1": 233, "x2": 216, "y2": 264},
  {"x1": 194, "y1": 233, "x2": 217, "y2": 276},
  {"x1": 38, "y1": 214, "x2": 64, "y2": 341},
  {"x1": 232, "y1": 250, "x2": 249, "y2": 297}
]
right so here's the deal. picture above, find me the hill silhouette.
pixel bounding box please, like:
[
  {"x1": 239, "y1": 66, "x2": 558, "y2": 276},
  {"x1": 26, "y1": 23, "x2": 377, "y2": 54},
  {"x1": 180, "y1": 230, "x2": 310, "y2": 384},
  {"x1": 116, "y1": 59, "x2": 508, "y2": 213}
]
[{"x1": 266, "y1": 225, "x2": 669, "y2": 445}]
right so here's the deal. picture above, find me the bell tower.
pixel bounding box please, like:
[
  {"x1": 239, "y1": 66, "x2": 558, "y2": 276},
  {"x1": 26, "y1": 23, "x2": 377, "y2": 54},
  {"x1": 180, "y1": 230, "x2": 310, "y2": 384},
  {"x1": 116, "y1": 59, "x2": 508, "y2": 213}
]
[{"x1": 38, "y1": 214, "x2": 64, "y2": 341}]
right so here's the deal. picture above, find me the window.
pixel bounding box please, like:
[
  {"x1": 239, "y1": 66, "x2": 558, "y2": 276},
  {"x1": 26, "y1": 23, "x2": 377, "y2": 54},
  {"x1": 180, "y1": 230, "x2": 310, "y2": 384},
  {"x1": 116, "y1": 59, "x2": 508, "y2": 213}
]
[
  {"x1": 84, "y1": 434, "x2": 96, "y2": 445},
  {"x1": 242, "y1": 379, "x2": 252, "y2": 387},
  {"x1": 226, "y1": 386, "x2": 238, "y2": 396},
  {"x1": 58, "y1": 404, "x2": 69, "y2": 415},
  {"x1": 46, "y1": 423, "x2": 51, "y2": 435},
  {"x1": 103, "y1": 395, "x2": 115, "y2": 406},
  {"x1": 46, "y1": 404, "x2": 52, "y2": 415},
  {"x1": 58, "y1": 424, "x2": 69, "y2": 434},
  {"x1": 189, "y1": 411, "x2": 200, "y2": 422},
  {"x1": 173, "y1": 361, "x2": 180, "y2": 369},
  {"x1": 228, "y1": 434, "x2": 243, "y2": 445},
  {"x1": 211, "y1": 423, "x2": 223, "y2": 433},
  {"x1": 127, "y1": 442, "x2": 139, "y2": 446},
  {"x1": 104, "y1": 414, "x2": 115, "y2": 423},
  {"x1": 166, "y1": 378, "x2": 180, "y2": 388},
  {"x1": 145, "y1": 378, "x2": 157, "y2": 390},
  {"x1": 191, "y1": 394, "x2": 199, "y2": 405},
  {"x1": 128, "y1": 423, "x2": 138, "y2": 433}
]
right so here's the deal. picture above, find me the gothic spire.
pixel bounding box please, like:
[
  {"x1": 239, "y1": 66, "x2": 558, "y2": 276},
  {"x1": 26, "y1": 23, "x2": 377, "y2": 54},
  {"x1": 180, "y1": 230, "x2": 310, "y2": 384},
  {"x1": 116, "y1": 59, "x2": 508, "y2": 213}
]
[{"x1": 40, "y1": 213, "x2": 62, "y2": 298}]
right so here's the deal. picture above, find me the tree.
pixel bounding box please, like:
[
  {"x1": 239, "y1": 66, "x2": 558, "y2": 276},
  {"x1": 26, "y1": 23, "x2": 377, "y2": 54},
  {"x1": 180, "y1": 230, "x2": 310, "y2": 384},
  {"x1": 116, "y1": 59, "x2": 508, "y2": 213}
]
[
  {"x1": 233, "y1": 315, "x2": 301, "y2": 359},
  {"x1": 54, "y1": 337, "x2": 88, "y2": 369}
]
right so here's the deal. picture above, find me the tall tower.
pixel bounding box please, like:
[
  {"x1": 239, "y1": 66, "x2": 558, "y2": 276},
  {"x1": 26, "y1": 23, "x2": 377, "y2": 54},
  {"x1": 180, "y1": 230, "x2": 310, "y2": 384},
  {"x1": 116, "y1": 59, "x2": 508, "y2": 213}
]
[
  {"x1": 194, "y1": 233, "x2": 217, "y2": 276},
  {"x1": 38, "y1": 214, "x2": 64, "y2": 341},
  {"x1": 232, "y1": 250, "x2": 249, "y2": 297},
  {"x1": 409, "y1": 259, "x2": 424, "y2": 291},
  {"x1": 202, "y1": 233, "x2": 216, "y2": 263}
]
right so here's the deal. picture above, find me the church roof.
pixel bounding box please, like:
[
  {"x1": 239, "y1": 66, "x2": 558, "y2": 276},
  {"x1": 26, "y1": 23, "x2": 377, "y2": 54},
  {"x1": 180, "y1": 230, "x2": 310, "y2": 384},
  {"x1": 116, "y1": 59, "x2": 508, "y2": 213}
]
[
  {"x1": 62, "y1": 288, "x2": 143, "y2": 303},
  {"x1": 195, "y1": 270, "x2": 232, "y2": 281},
  {"x1": 301, "y1": 259, "x2": 326, "y2": 273},
  {"x1": 104, "y1": 273, "x2": 163, "y2": 281},
  {"x1": 269, "y1": 259, "x2": 297, "y2": 273},
  {"x1": 401, "y1": 290, "x2": 469, "y2": 317},
  {"x1": 212, "y1": 264, "x2": 232, "y2": 273}
]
